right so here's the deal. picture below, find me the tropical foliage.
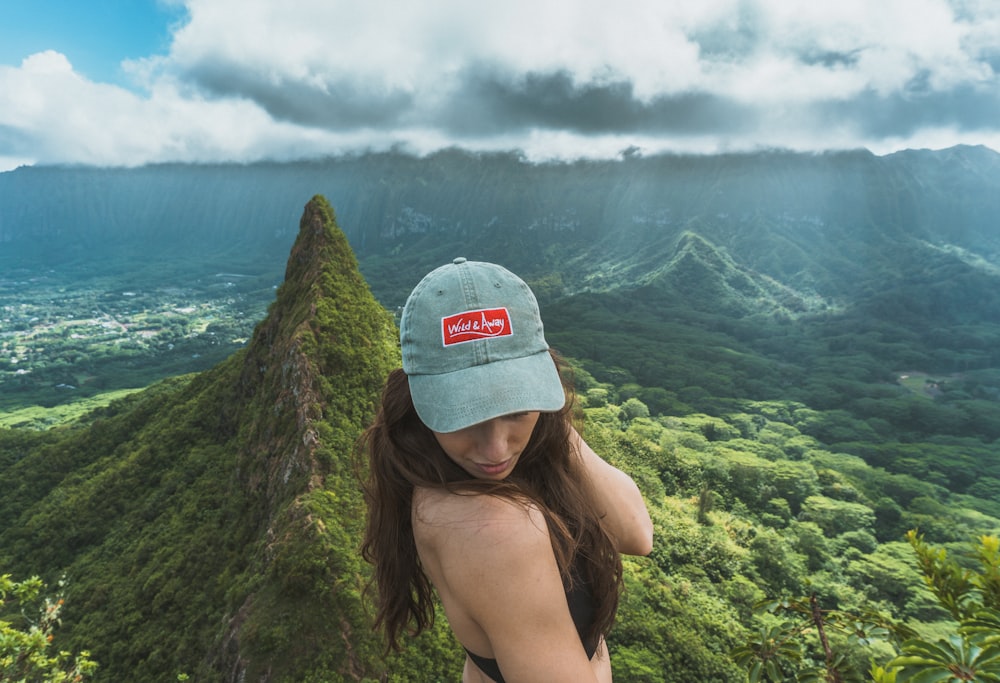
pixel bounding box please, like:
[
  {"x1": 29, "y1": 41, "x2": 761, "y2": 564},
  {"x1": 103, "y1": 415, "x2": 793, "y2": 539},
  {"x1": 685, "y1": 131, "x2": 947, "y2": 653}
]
[
  {"x1": 728, "y1": 532, "x2": 1000, "y2": 682},
  {"x1": 0, "y1": 573, "x2": 97, "y2": 682}
]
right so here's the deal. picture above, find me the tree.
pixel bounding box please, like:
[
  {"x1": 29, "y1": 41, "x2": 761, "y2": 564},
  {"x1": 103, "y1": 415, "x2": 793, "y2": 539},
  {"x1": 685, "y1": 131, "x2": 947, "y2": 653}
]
[
  {"x1": 733, "y1": 593, "x2": 907, "y2": 683},
  {"x1": 881, "y1": 532, "x2": 1000, "y2": 682},
  {"x1": 0, "y1": 573, "x2": 97, "y2": 682},
  {"x1": 734, "y1": 533, "x2": 1000, "y2": 682},
  {"x1": 620, "y1": 397, "x2": 651, "y2": 422},
  {"x1": 886, "y1": 635, "x2": 1000, "y2": 682}
]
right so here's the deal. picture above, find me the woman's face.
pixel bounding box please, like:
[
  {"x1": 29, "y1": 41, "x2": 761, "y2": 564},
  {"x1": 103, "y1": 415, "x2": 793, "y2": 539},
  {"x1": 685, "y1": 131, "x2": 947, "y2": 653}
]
[{"x1": 432, "y1": 412, "x2": 541, "y2": 480}]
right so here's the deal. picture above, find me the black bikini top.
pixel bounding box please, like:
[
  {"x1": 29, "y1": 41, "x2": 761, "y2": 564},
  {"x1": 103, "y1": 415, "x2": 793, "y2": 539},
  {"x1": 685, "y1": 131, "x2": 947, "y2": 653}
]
[{"x1": 463, "y1": 567, "x2": 598, "y2": 683}]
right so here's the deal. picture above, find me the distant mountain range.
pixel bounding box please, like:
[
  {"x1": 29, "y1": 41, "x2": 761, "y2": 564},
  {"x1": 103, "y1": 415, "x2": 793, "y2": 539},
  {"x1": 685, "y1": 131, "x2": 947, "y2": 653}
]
[
  {"x1": 3, "y1": 145, "x2": 999, "y2": 420},
  {"x1": 3, "y1": 146, "x2": 998, "y2": 321}
]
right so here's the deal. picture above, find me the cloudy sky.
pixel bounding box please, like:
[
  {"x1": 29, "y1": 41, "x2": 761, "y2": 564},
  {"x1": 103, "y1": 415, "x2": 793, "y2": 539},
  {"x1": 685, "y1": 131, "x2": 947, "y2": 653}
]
[{"x1": 1, "y1": 0, "x2": 999, "y2": 171}]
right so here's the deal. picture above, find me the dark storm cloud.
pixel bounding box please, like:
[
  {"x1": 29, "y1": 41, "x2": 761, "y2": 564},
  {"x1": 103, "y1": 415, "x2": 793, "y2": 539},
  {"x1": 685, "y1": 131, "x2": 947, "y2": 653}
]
[
  {"x1": 444, "y1": 68, "x2": 759, "y2": 137},
  {"x1": 185, "y1": 60, "x2": 414, "y2": 128},
  {"x1": 819, "y1": 80, "x2": 1000, "y2": 139},
  {"x1": 797, "y1": 49, "x2": 863, "y2": 69}
]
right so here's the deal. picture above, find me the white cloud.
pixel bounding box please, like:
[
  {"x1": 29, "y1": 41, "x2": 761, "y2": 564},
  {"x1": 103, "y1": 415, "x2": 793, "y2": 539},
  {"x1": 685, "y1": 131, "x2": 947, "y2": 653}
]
[{"x1": 1, "y1": 0, "x2": 998, "y2": 170}]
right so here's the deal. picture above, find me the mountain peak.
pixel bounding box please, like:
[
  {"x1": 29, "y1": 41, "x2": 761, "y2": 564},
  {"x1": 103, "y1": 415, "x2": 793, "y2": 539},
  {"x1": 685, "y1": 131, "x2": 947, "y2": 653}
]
[
  {"x1": 640, "y1": 230, "x2": 818, "y2": 317},
  {"x1": 216, "y1": 195, "x2": 400, "y2": 679},
  {"x1": 235, "y1": 194, "x2": 398, "y2": 502}
]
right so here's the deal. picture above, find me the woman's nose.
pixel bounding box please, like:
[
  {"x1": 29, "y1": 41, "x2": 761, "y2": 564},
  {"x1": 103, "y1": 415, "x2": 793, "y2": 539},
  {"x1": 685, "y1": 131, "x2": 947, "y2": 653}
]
[{"x1": 475, "y1": 420, "x2": 509, "y2": 459}]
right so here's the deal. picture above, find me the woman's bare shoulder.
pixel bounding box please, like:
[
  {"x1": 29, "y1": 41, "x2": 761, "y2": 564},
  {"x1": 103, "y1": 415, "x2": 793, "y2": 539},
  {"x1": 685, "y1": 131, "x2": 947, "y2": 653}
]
[{"x1": 413, "y1": 488, "x2": 549, "y2": 555}]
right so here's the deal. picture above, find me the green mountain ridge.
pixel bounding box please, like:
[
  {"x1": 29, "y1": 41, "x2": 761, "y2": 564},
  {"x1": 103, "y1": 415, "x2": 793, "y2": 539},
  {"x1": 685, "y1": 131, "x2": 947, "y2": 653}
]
[
  {"x1": 630, "y1": 231, "x2": 820, "y2": 318},
  {"x1": 0, "y1": 197, "x2": 405, "y2": 680}
]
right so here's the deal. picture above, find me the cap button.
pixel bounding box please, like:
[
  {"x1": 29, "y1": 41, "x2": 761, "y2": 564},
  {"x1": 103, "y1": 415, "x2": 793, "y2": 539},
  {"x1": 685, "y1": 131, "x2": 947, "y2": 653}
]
[{"x1": 453, "y1": 257, "x2": 467, "y2": 264}]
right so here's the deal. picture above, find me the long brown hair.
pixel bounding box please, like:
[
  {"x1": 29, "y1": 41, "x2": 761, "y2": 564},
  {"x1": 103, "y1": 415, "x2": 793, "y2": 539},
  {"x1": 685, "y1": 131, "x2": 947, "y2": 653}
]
[{"x1": 358, "y1": 351, "x2": 622, "y2": 652}]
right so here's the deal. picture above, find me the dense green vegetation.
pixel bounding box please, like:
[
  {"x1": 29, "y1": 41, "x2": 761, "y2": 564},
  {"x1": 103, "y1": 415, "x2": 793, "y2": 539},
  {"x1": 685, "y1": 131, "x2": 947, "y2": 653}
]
[
  {"x1": 728, "y1": 531, "x2": 1000, "y2": 682},
  {"x1": 576, "y1": 388, "x2": 1000, "y2": 680},
  {"x1": 0, "y1": 197, "x2": 416, "y2": 680},
  {"x1": 1, "y1": 145, "x2": 998, "y2": 681}
]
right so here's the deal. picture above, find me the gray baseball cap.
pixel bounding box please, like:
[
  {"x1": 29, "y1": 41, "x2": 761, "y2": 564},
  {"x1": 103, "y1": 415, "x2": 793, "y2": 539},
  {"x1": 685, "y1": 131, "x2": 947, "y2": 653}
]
[{"x1": 400, "y1": 258, "x2": 566, "y2": 433}]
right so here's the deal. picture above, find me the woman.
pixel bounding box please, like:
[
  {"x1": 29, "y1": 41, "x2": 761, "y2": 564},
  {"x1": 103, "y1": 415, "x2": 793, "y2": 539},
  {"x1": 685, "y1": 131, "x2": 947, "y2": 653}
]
[{"x1": 361, "y1": 258, "x2": 653, "y2": 682}]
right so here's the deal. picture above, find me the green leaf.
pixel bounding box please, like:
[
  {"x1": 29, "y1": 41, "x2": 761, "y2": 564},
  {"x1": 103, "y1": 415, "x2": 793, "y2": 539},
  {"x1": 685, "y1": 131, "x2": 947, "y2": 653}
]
[
  {"x1": 901, "y1": 670, "x2": 958, "y2": 683},
  {"x1": 764, "y1": 658, "x2": 783, "y2": 682}
]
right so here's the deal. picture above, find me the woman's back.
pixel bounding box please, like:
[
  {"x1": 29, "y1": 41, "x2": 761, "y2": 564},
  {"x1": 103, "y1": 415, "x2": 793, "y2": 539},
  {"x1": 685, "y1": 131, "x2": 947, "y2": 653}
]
[{"x1": 412, "y1": 487, "x2": 612, "y2": 683}]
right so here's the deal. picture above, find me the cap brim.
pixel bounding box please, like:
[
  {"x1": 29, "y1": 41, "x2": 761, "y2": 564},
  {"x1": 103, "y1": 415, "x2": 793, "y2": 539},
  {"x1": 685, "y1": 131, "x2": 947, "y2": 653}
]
[{"x1": 408, "y1": 349, "x2": 566, "y2": 433}]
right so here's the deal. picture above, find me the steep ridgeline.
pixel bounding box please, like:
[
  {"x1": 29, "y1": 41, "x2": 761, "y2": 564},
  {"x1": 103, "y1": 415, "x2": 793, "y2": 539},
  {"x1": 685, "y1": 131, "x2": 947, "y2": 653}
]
[{"x1": 0, "y1": 197, "x2": 405, "y2": 681}]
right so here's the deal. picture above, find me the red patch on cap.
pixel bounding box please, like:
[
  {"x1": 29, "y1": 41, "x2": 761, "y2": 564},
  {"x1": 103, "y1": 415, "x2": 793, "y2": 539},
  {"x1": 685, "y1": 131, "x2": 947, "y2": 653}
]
[{"x1": 442, "y1": 308, "x2": 513, "y2": 346}]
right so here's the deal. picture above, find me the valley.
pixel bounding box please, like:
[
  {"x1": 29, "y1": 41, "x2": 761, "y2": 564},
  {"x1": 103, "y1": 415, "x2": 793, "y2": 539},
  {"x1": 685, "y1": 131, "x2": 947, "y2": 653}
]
[{"x1": 0, "y1": 263, "x2": 278, "y2": 425}]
